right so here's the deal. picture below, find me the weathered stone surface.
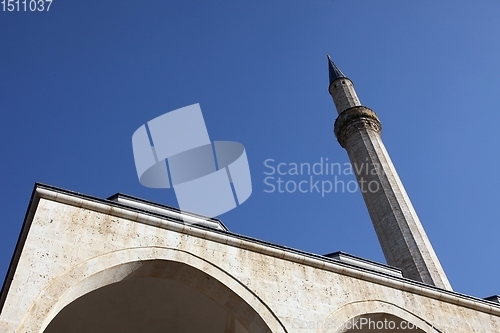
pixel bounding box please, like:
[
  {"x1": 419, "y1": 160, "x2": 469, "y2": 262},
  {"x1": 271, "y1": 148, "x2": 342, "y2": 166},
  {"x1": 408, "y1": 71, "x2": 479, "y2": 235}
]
[{"x1": 1, "y1": 186, "x2": 499, "y2": 332}]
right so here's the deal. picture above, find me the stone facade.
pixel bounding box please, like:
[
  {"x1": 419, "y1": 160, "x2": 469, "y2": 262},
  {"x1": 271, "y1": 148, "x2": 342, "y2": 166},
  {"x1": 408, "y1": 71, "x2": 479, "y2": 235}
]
[{"x1": 1, "y1": 184, "x2": 499, "y2": 332}]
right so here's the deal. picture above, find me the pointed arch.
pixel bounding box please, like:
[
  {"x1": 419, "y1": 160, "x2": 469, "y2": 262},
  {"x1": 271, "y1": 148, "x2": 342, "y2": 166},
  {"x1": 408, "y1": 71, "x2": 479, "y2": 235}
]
[
  {"x1": 318, "y1": 300, "x2": 442, "y2": 333},
  {"x1": 17, "y1": 247, "x2": 286, "y2": 333}
]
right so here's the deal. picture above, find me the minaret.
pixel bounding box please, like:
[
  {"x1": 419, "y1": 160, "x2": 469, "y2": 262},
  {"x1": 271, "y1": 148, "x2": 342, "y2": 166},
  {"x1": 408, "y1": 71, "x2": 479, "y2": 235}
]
[{"x1": 327, "y1": 55, "x2": 452, "y2": 290}]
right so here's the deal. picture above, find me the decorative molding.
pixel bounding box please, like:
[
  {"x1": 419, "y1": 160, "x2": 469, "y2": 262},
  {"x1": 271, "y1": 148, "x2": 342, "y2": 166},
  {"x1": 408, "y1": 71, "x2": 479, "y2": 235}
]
[{"x1": 334, "y1": 106, "x2": 382, "y2": 148}]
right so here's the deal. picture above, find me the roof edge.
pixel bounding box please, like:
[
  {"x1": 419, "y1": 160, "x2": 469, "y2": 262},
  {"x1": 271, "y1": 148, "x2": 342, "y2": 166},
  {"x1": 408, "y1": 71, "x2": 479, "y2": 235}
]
[{"x1": 0, "y1": 183, "x2": 41, "y2": 312}]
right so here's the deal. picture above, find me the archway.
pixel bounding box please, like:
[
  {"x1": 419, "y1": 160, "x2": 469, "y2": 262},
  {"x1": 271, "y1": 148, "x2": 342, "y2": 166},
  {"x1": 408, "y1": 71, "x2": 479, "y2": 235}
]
[
  {"x1": 44, "y1": 260, "x2": 267, "y2": 333},
  {"x1": 17, "y1": 247, "x2": 285, "y2": 333},
  {"x1": 319, "y1": 300, "x2": 441, "y2": 333},
  {"x1": 339, "y1": 313, "x2": 426, "y2": 332}
]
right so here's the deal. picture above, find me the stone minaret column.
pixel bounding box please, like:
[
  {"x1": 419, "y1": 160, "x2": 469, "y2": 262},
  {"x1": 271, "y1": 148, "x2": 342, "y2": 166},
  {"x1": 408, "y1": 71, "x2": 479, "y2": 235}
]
[{"x1": 327, "y1": 55, "x2": 452, "y2": 290}]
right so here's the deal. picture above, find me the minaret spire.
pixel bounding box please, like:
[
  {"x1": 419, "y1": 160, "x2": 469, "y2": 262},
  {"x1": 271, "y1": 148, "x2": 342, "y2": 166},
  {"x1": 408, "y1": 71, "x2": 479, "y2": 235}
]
[
  {"x1": 327, "y1": 56, "x2": 361, "y2": 114},
  {"x1": 327, "y1": 54, "x2": 346, "y2": 83},
  {"x1": 327, "y1": 56, "x2": 452, "y2": 290}
]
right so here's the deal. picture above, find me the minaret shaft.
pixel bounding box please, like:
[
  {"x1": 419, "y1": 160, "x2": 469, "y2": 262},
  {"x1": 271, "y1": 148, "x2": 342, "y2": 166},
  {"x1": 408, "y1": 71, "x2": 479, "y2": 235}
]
[
  {"x1": 328, "y1": 58, "x2": 452, "y2": 290},
  {"x1": 329, "y1": 78, "x2": 361, "y2": 114},
  {"x1": 337, "y1": 111, "x2": 451, "y2": 289}
]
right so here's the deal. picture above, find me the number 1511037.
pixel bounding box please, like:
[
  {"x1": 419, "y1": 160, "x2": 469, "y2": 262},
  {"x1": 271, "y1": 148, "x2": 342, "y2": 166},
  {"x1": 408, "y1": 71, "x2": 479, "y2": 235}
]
[{"x1": 1, "y1": 0, "x2": 53, "y2": 11}]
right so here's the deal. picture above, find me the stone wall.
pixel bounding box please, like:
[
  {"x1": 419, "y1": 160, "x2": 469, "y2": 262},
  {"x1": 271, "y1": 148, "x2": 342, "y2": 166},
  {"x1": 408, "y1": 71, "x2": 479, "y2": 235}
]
[{"x1": 1, "y1": 187, "x2": 499, "y2": 332}]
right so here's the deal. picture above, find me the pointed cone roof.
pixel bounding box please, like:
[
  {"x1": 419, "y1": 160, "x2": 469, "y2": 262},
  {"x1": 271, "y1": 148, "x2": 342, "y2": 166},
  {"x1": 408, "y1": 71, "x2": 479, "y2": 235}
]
[{"x1": 327, "y1": 54, "x2": 346, "y2": 84}]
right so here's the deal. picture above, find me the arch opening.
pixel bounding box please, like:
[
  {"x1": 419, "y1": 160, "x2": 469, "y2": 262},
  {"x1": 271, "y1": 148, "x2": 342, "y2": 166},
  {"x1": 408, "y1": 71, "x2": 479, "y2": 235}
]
[
  {"x1": 43, "y1": 260, "x2": 271, "y2": 333},
  {"x1": 321, "y1": 300, "x2": 441, "y2": 333},
  {"x1": 337, "y1": 313, "x2": 427, "y2": 333}
]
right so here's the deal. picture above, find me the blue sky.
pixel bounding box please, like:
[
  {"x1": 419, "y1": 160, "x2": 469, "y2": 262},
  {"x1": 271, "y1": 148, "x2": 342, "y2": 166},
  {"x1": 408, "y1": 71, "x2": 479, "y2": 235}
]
[{"x1": 1, "y1": 0, "x2": 499, "y2": 299}]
